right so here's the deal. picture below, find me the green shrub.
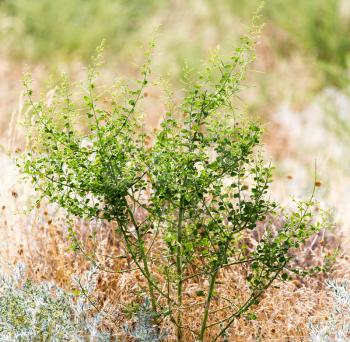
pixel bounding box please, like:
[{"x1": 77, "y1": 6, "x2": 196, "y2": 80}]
[
  {"x1": 0, "y1": 265, "x2": 110, "y2": 341},
  {"x1": 124, "y1": 298, "x2": 167, "y2": 342},
  {"x1": 309, "y1": 280, "x2": 350, "y2": 342},
  {"x1": 20, "y1": 12, "x2": 329, "y2": 341}
]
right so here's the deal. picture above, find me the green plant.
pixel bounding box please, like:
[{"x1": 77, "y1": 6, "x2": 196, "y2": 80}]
[
  {"x1": 124, "y1": 298, "x2": 167, "y2": 342},
  {"x1": 20, "y1": 11, "x2": 329, "y2": 341},
  {"x1": 309, "y1": 280, "x2": 350, "y2": 342},
  {"x1": 0, "y1": 264, "x2": 111, "y2": 341}
]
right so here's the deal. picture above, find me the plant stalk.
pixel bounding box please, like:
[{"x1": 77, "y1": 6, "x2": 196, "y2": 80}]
[
  {"x1": 176, "y1": 200, "x2": 185, "y2": 341},
  {"x1": 126, "y1": 206, "x2": 158, "y2": 313},
  {"x1": 199, "y1": 268, "x2": 219, "y2": 341}
]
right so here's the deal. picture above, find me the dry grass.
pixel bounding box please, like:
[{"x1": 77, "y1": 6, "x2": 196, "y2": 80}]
[{"x1": 0, "y1": 189, "x2": 346, "y2": 341}]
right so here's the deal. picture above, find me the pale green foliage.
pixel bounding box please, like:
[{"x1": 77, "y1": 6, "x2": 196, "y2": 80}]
[
  {"x1": 124, "y1": 298, "x2": 167, "y2": 342},
  {"x1": 0, "y1": 265, "x2": 111, "y2": 342},
  {"x1": 20, "y1": 11, "x2": 329, "y2": 341},
  {"x1": 310, "y1": 280, "x2": 350, "y2": 342}
]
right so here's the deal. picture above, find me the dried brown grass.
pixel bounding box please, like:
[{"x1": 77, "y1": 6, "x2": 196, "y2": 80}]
[{"x1": 1, "y1": 197, "x2": 346, "y2": 341}]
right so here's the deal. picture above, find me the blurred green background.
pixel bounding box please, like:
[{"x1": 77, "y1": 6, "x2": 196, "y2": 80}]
[{"x1": 1, "y1": 0, "x2": 349, "y2": 87}]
